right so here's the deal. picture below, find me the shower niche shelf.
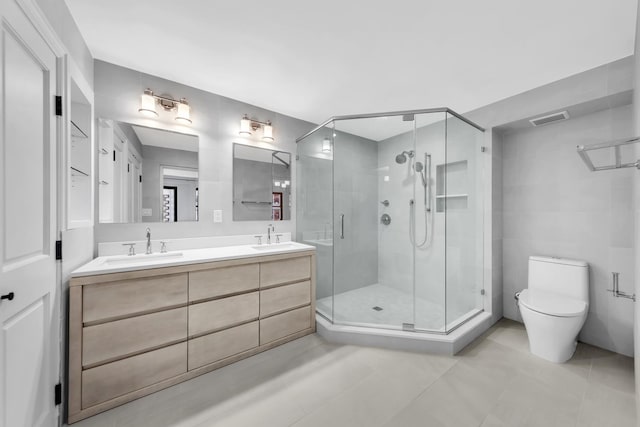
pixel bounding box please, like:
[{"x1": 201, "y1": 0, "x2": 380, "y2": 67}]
[{"x1": 435, "y1": 160, "x2": 468, "y2": 212}]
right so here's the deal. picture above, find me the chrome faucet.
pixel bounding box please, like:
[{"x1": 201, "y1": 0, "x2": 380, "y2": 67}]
[
  {"x1": 267, "y1": 224, "x2": 274, "y2": 244},
  {"x1": 146, "y1": 228, "x2": 152, "y2": 254}
]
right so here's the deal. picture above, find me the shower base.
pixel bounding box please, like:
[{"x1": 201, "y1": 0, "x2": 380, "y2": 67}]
[{"x1": 315, "y1": 283, "x2": 492, "y2": 355}]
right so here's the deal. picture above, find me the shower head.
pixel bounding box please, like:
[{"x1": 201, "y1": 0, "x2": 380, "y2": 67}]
[{"x1": 395, "y1": 150, "x2": 415, "y2": 164}]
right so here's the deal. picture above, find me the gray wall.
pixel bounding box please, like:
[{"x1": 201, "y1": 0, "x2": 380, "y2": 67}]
[
  {"x1": 141, "y1": 145, "x2": 198, "y2": 222},
  {"x1": 94, "y1": 60, "x2": 315, "y2": 247},
  {"x1": 233, "y1": 160, "x2": 291, "y2": 221},
  {"x1": 501, "y1": 104, "x2": 635, "y2": 356}
]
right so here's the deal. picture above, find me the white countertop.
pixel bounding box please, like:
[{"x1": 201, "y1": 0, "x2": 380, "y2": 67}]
[{"x1": 71, "y1": 241, "x2": 315, "y2": 278}]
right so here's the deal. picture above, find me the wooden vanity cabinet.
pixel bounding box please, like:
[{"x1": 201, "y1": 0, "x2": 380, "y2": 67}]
[{"x1": 68, "y1": 250, "x2": 315, "y2": 423}]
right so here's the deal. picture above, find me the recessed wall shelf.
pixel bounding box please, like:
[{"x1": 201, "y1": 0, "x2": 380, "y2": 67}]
[
  {"x1": 70, "y1": 166, "x2": 89, "y2": 177},
  {"x1": 435, "y1": 160, "x2": 468, "y2": 212},
  {"x1": 71, "y1": 120, "x2": 88, "y2": 139}
]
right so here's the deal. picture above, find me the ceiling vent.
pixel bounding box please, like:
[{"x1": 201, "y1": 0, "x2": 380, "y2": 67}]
[{"x1": 529, "y1": 111, "x2": 569, "y2": 127}]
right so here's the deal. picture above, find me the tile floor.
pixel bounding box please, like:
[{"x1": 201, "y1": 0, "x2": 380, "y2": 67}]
[{"x1": 69, "y1": 319, "x2": 636, "y2": 427}]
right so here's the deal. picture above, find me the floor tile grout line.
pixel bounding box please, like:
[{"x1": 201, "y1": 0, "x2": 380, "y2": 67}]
[
  {"x1": 286, "y1": 347, "x2": 388, "y2": 427},
  {"x1": 574, "y1": 357, "x2": 594, "y2": 423},
  {"x1": 376, "y1": 356, "x2": 463, "y2": 427}
]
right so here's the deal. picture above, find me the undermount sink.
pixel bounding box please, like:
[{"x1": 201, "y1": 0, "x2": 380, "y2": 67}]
[
  {"x1": 252, "y1": 243, "x2": 296, "y2": 251},
  {"x1": 104, "y1": 252, "x2": 184, "y2": 265}
]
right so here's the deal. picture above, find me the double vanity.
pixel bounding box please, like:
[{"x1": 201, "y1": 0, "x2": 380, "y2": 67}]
[{"x1": 68, "y1": 239, "x2": 316, "y2": 423}]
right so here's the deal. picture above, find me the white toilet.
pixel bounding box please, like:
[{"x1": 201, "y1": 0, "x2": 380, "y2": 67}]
[{"x1": 517, "y1": 255, "x2": 589, "y2": 363}]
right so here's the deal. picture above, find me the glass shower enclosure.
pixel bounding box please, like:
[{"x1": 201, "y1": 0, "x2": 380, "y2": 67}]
[{"x1": 296, "y1": 109, "x2": 485, "y2": 333}]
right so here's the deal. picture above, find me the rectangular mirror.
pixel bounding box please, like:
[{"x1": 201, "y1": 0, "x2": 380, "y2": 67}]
[
  {"x1": 233, "y1": 143, "x2": 291, "y2": 221},
  {"x1": 98, "y1": 119, "x2": 199, "y2": 223}
]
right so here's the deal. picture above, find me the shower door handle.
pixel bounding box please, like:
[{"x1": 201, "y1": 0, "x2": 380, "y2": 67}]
[
  {"x1": 426, "y1": 153, "x2": 432, "y2": 212},
  {"x1": 340, "y1": 214, "x2": 345, "y2": 239}
]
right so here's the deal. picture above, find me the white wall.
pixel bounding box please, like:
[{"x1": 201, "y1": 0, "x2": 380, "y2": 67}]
[{"x1": 501, "y1": 105, "x2": 635, "y2": 356}]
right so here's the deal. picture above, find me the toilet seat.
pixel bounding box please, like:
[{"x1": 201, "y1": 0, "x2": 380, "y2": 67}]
[{"x1": 518, "y1": 289, "x2": 586, "y2": 317}]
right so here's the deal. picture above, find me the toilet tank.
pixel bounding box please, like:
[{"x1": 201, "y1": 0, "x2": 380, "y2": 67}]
[{"x1": 528, "y1": 255, "x2": 589, "y2": 302}]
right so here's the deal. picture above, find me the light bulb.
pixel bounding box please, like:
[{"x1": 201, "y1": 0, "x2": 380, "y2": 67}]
[
  {"x1": 322, "y1": 137, "x2": 332, "y2": 152},
  {"x1": 239, "y1": 115, "x2": 252, "y2": 136},
  {"x1": 138, "y1": 89, "x2": 158, "y2": 117},
  {"x1": 262, "y1": 123, "x2": 274, "y2": 142},
  {"x1": 175, "y1": 100, "x2": 192, "y2": 124}
]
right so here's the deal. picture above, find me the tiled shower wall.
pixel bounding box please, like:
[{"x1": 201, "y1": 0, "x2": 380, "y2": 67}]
[{"x1": 502, "y1": 104, "x2": 635, "y2": 356}]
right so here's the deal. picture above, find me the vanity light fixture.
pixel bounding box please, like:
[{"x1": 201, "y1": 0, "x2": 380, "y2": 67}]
[
  {"x1": 239, "y1": 114, "x2": 275, "y2": 142},
  {"x1": 138, "y1": 88, "x2": 192, "y2": 124},
  {"x1": 322, "y1": 137, "x2": 332, "y2": 153},
  {"x1": 139, "y1": 89, "x2": 158, "y2": 117}
]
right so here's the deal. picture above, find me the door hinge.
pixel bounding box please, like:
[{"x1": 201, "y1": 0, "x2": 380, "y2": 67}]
[
  {"x1": 55, "y1": 96, "x2": 62, "y2": 116},
  {"x1": 54, "y1": 383, "x2": 62, "y2": 405},
  {"x1": 139, "y1": 175, "x2": 142, "y2": 183},
  {"x1": 480, "y1": 146, "x2": 487, "y2": 153},
  {"x1": 55, "y1": 240, "x2": 62, "y2": 260},
  {"x1": 480, "y1": 289, "x2": 486, "y2": 295},
  {"x1": 113, "y1": 150, "x2": 116, "y2": 162},
  {"x1": 127, "y1": 163, "x2": 130, "y2": 173}
]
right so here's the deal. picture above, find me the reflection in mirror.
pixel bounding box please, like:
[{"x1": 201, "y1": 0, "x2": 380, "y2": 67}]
[
  {"x1": 98, "y1": 119, "x2": 199, "y2": 223},
  {"x1": 233, "y1": 143, "x2": 291, "y2": 221}
]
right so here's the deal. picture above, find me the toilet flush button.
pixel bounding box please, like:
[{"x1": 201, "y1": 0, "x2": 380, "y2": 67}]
[{"x1": 213, "y1": 210, "x2": 223, "y2": 223}]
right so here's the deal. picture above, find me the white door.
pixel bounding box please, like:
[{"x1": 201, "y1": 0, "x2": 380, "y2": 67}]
[{"x1": 0, "y1": 1, "x2": 59, "y2": 426}]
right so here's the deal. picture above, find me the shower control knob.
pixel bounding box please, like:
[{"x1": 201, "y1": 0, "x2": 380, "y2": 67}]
[
  {"x1": 380, "y1": 200, "x2": 389, "y2": 207},
  {"x1": 380, "y1": 214, "x2": 391, "y2": 226}
]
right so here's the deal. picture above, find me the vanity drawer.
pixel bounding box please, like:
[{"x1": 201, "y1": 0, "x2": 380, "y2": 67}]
[
  {"x1": 188, "y1": 321, "x2": 258, "y2": 370},
  {"x1": 83, "y1": 273, "x2": 188, "y2": 324},
  {"x1": 260, "y1": 305, "x2": 311, "y2": 344},
  {"x1": 260, "y1": 256, "x2": 311, "y2": 287},
  {"x1": 189, "y1": 292, "x2": 259, "y2": 336},
  {"x1": 189, "y1": 264, "x2": 259, "y2": 302},
  {"x1": 260, "y1": 281, "x2": 311, "y2": 318},
  {"x1": 82, "y1": 342, "x2": 187, "y2": 408},
  {"x1": 82, "y1": 307, "x2": 187, "y2": 368}
]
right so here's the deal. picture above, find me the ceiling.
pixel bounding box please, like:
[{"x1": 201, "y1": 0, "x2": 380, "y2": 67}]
[
  {"x1": 66, "y1": 0, "x2": 637, "y2": 132},
  {"x1": 131, "y1": 124, "x2": 199, "y2": 152}
]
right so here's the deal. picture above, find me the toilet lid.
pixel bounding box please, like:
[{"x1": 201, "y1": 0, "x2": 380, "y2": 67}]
[{"x1": 518, "y1": 289, "x2": 587, "y2": 317}]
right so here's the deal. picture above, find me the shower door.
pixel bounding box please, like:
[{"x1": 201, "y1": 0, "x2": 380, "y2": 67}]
[
  {"x1": 332, "y1": 116, "x2": 416, "y2": 329},
  {"x1": 412, "y1": 112, "x2": 448, "y2": 332}
]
